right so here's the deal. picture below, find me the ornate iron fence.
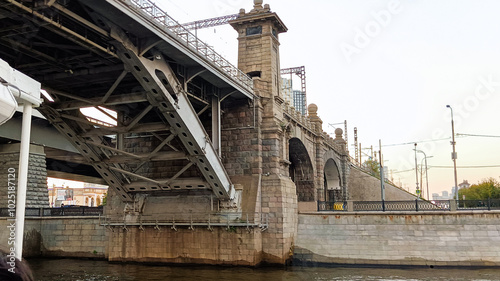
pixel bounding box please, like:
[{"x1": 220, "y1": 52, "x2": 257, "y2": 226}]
[
  {"x1": 0, "y1": 206, "x2": 104, "y2": 217},
  {"x1": 318, "y1": 199, "x2": 500, "y2": 212},
  {"x1": 353, "y1": 200, "x2": 449, "y2": 212},
  {"x1": 457, "y1": 199, "x2": 500, "y2": 211}
]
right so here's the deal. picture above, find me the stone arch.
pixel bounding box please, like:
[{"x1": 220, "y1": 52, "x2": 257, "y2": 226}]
[
  {"x1": 289, "y1": 138, "x2": 315, "y2": 202},
  {"x1": 324, "y1": 158, "x2": 342, "y2": 201}
]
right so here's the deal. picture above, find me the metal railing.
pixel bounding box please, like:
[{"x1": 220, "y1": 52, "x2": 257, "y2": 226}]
[
  {"x1": 353, "y1": 200, "x2": 447, "y2": 212},
  {"x1": 100, "y1": 212, "x2": 269, "y2": 232},
  {"x1": 457, "y1": 199, "x2": 500, "y2": 211},
  {"x1": 0, "y1": 206, "x2": 104, "y2": 217},
  {"x1": 318, "y1": 201, "x2": 347, "y2": 212},
  {"x1": 318, "y1": 199, "x2": 500, "y2": 212},
  {"x1": 118, "y1": 0, "x2": 254, "y2": 93}
]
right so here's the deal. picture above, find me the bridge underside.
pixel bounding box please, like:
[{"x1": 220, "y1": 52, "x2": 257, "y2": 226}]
[{"x1": 0, "y1": 0, "x2": 253, "y2": 202}]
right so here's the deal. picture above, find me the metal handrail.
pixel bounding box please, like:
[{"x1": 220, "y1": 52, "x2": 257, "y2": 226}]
[
  {"x1": 318, "y1": 199, "x2": 500, "y2": 212},
  {"x1": 100, "y1": 212, "x2": 269, "y2": 231},
  {"x1": 118, "y1": 0, "x2": 253, "y2": 93},
  {"x1": 0, "y1": 206, "x2": 104, "y2": 217}
]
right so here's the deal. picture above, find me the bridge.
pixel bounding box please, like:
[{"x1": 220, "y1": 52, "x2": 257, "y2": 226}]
[{"x1": 0, "y1": 0, "x2": 401, "y2": 265}]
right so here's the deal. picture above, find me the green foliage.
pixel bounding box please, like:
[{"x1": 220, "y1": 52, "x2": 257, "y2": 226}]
[
  {"x1": 458, "y1": 178, "x2": 500, "y2": 200},
  {"x1": 102, "y1": 193, "x2": 107, "y2": 206},
  {"x1": 363, "y1": 159, "x2": 380, "y2": 179}
]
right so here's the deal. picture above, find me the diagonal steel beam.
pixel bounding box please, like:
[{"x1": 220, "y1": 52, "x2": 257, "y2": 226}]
[
  {"x1": 38, "y1": 105, "x2": 133, "y2": 201},
  {"x1": 110, "y1": 28, "x2": 234, "y2": 200}
]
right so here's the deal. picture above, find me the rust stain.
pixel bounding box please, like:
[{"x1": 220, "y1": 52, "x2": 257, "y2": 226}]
[
  {"x1": 335, "y1": 216, "x2": 341, "y2": 219},
  {"x1": 322, "y1": 215, "x2": 328, "y2": 220}
]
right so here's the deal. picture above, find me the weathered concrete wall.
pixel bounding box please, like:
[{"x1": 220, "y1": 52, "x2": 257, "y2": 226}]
[
  {"x1": 0, "y1": 144, "x2": 49, "y2": 208},
  {"x1": 108, "y1": 227, "x2": 262, "y2": 266},
  {"x1": 295, "y1": 212, "x2": 500, "y2": 267},
  {"x1": 0, "y1": 217, "x2": 106, "y2": 258},
  {"x1": 260, "y1": 174, "x2": 297, "y2": 264},
  {"x1": 349, "y1": 166, "x2": 416, "y2": 201}
]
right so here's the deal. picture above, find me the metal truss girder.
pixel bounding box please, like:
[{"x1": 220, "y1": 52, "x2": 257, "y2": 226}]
[
  {"x1": 178, "y1": 14, "x2": 239, "y2": 31},
  {"x1": 103, "y1": 151, "x2": 187, "y2": 163},
  {"x1": 106, "y1": 0, "x2": 254, "y2": 98},
  {"x1": 82, "y1": 122, "x2": 170, "y2": 136},
  {"x1": 125, "y1": 178, "x2": 210, "y2": 192},
  {"x1": 38, "y1": 105, "x2": 133, "y2": 201},
  {"x1": 113, "y1": 44, "x2": 234, "y2": 200}
]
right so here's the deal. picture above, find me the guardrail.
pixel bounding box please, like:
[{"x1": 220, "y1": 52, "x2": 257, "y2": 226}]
[
  {"x1": 0, "y1": 206, "x2": 104, "y2": 217},
  {"x1": 119, "y1": 0, "x2": 254, "y2": 93},
  {"x1": 100, "y1": 212, "x2": 269, "y2": 232},
  {"x1": 354, "y1": 200, "x2": 448, "y2": 212},
  {"x1": 457, "y1": 199, "x2": 500, "y2": 211},
  {"x1": 318, "y1": 199, "x2": 500, "y2": 212}
]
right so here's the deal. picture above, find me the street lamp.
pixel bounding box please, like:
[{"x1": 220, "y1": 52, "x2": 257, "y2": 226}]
[
  {"x1": 414, "y1": 143, "x2": 420, "y2": 198},
  {"x1": 446, "y1": 105, "x2": 459, "y2": 201},
  {"x1": 414, "y1": 149, "x2": 432, "y2": 200}
]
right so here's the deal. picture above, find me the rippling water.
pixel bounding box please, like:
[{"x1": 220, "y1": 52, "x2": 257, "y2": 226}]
[{"x1": 27, "y1": 258, "x2": 500, "y2": 281}]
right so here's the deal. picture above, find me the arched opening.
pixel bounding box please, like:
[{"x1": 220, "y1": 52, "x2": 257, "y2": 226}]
[
  {"x1": 289, "y1": 138, "x2": 315, "y2": 202},
  {"x1": 90, "y1": 197, "x2": 94, "y2": 207},
  {"x1": 324, "y1": 158, "x2": 342, "y2": 201}
]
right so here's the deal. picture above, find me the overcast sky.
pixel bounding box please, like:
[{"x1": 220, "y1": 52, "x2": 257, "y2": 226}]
[{"x1": 154, "y1": 0, "x2": 500, "y2": 198}]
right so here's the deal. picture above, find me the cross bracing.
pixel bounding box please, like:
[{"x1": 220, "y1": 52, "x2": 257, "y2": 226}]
[{"x1": 0, "y1": 0, "x2": 255, "y2": 201}]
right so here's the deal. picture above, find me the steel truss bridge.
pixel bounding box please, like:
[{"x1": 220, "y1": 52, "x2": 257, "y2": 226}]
[{"x1": 0, "y1": 0, "x2": 256, "y2": 202}]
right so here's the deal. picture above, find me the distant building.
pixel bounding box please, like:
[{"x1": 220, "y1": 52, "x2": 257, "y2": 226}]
[
  {"x1": 280, "y1": 77, "x2": 307, "y2": 115},
  {"x1": 432, "y1": 190, "x2": 451, "y2": 200},
  {"x1": 48, "y1": 182, "x2": 108, "y2": 207},
  {"x1": 281, "y1": 78, "x2": 293, "y2": 104},
  {"x1": 458, "y1": 180, "x2": 470, "y2": 189},
  {"x1": 293, "y1": 90, "x2": 306, "y2": 115}
]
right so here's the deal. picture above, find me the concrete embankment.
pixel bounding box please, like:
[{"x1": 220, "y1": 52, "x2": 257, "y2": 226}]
[
  {"x1": 0, "y1": 217, "x2": 105, "y2": 258},
  {"x1": 3, "y1": 211, "x2": 500, "y2": 267},
  {"x1": 295, "y1": 211, "x2": 500, "y2": 267}
]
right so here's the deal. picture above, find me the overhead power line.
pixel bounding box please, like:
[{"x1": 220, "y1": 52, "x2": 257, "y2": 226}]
[
  {"x1": 430, "y1": 165, "x2": 500, "y2": 169},
  {"x1": 457, "y1": 133, "x2": 500, "y2": 138},
  {"x1": 379, "y1": 133, "x2": 499, "y2": 148},
  {"x1": 382, "y1": 137, "x2": 451, "y2": 147}
]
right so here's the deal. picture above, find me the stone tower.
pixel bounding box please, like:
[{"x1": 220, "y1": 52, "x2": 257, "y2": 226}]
[{"x1": 229, "y1": 1, "x2": 298, "y2": 264}]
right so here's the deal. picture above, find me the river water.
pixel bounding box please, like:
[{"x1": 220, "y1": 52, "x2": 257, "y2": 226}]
[{"x1": 28, "y1": 258, "x2": 500, "y2": 281}]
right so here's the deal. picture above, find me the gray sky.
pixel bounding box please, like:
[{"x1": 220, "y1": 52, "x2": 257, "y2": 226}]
[{"x1": 157, "y1": 0, "x2": 500, "y2": 198}]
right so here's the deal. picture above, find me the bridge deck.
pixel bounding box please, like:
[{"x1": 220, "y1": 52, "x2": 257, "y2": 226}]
[{"x1": 0, "y1": 0, "x2": 253, "y2": 201}]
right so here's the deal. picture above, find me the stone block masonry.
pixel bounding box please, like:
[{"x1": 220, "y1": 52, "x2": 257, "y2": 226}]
[
  {"x1": 295, "y1": 212, "x2": 500, "y2": 267},
  {"x1": 0, "y1": 144, "x2": 48, "y2": 208},
  {"x1": 0, "y1": 217, "x2": 106, "y2": 258},
  {"x1": 107, "y1": 226, "x2": 263, "y2": 266}
]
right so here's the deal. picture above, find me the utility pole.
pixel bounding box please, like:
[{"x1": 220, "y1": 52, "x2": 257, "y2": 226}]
[
  {"x1": 446, "y1": 105, "x2": 459, "y2": 201},
  {"x1": 414, "y1": 143, "x2": 420, "y2": 198},
  {"x1": 379, "y1": 139, "x2": 385, "y2": 201}
]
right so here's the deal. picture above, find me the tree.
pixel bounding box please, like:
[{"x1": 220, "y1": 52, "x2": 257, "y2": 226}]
[
  {"x1": 363, "y1": 159, "x2": 380, "y2": 179},
  {"x1": 458, "y1": 178, "x2": 500, "y2": 200}
]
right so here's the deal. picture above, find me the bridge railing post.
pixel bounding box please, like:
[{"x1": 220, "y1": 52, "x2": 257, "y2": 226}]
[
  {"x1": 450, "y1": 199, "x2": 457, "y2": 212},
  {"x1": 347, "y1": 200, "x2": 354, "y2": 212}
]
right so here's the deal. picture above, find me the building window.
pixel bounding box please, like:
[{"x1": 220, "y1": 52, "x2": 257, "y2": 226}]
[
  {"x1": 247, "y1": 71, "x2": 261, "y2": 78},
  {"x1": 246, "y1": 26, "x2": 262, "y2": 36}
]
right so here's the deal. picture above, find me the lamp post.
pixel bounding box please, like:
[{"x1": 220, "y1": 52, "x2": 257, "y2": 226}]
[
  {"x1": 446, "y1": 105, "x2": 459, "y2": 201},
  {"x1": 414, "y1": 149, "x2": 432, "y2": 200},
  {"x1": 414, "y1": 143, "x2": 420, "y2": 198}
]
